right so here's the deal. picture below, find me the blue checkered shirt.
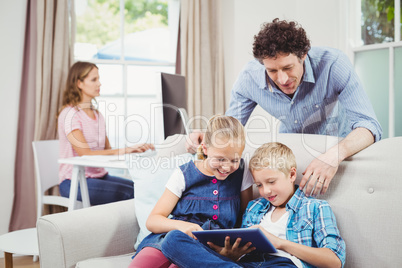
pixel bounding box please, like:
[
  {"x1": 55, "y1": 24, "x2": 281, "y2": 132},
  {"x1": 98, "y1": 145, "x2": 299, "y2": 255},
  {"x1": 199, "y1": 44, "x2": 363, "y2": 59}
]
[
  {"x1": 226, "y1": 47, "x2": 382, "y2": 141},
  {"x1": 241, "y1": 188, "x2": 346, "y2": 268}
]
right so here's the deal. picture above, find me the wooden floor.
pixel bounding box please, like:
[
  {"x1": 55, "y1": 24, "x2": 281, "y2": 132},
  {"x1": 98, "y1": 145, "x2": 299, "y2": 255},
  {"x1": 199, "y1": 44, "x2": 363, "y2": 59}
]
[{"x1": 0, "y1": 256, "x2": 40, "y2": 268}]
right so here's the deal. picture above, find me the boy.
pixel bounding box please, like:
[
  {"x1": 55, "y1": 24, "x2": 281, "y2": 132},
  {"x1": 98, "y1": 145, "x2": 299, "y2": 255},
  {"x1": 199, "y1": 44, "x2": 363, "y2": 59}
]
[{"x1": 161, "y1": 142, "x2": 345, "y2": 268}]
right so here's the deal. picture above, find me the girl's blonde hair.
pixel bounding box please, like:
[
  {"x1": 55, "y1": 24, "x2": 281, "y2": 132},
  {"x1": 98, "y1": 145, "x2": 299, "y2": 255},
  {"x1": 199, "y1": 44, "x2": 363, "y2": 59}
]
[
  {"x1": 249, "y1": 142, "x2": 296, "y2": 176},
  {"x1": 59, "y1": 61, "x2": 98, "y2": 114},
  {"x1": 197, "y1": 115, "x2": 245, "y2": 159}
]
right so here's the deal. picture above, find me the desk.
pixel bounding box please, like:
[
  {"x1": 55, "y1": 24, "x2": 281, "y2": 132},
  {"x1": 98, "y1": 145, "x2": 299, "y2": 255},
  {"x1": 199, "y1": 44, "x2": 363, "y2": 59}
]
[
  {"x1": 58, "y1": 155, "x2": 128, "y2": 211},
  {"x1": 0, "y1": 228, "x2": 38, "y2": 268}
]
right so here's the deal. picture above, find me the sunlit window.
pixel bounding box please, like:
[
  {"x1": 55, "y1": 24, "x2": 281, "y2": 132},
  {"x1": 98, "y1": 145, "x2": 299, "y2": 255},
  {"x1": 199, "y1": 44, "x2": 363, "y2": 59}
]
[
  {"x1": 361, "y1": 0, "x2": 401, "y2": 45},
  {"x1": 74, "y1": 0, "x2": 179, "y2": 147}
]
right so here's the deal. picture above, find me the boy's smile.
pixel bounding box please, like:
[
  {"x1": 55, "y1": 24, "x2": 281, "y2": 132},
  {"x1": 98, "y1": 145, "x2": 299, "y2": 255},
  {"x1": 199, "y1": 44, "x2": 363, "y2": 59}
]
[{"x1": 252, "y1": 167, "x2": 297, "y2": 207}]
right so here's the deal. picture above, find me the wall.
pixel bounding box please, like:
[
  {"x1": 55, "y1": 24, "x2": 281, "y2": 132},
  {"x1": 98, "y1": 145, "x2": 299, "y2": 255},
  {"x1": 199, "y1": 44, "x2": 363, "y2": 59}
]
[
  {"x1": 0, "y1": 0, "x2": 27, "y2": 244},
  {"x1": 221, "y1": 0, "x2": 348, "y2": 132}
]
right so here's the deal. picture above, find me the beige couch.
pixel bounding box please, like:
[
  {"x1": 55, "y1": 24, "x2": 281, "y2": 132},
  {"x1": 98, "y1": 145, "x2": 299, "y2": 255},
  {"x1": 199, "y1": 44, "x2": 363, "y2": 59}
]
[{"x1": 37, "y1": 133, "x2": 402, "y2": 267}]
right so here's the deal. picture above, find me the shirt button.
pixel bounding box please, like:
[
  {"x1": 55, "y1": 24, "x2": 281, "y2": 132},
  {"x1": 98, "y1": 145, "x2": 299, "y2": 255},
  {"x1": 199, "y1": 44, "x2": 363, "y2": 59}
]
[
  {"x1": 213, "y1": 190, "x2": 218, "y2": 195},
  {"x1": 212, "y1": 215, "x2": 218, "y2": 220},
  {"x1": 213, "y1": 205, "x2": 218, "y2": 210},
  {"x1": 290, "y1": 100, "x2": 294, "y2": 105},
  {"x1": 212, "y1": 179, "x2": 217, "y2": 184},
  {"x1": 315, "y1": 104, "x2": 319, "y2": 108},
  {"x1": 294, "y1": 120, "x2": 298, "y2": 124}
]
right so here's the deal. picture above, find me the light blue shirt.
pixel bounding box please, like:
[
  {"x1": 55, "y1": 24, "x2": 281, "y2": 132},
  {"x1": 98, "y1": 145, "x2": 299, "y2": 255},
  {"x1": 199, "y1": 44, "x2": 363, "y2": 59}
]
[
  {"x1": 226, "y1": 47, "x2": 382, "y2": 141},
  {"x1": 241, "y1": 188, "x2": 346, "y2": 268}
]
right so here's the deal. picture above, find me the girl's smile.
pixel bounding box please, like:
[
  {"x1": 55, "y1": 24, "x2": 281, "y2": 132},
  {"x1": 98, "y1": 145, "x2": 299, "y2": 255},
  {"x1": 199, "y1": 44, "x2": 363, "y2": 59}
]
[{"x1": 198, "y1": 138, "x2": 245, "y2": 180}]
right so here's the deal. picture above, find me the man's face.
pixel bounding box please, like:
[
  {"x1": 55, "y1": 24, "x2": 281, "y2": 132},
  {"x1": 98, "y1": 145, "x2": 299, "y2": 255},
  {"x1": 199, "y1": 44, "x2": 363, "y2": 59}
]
[{"x1": 262, "y1": 53, "x2": 306, "y2": 95}]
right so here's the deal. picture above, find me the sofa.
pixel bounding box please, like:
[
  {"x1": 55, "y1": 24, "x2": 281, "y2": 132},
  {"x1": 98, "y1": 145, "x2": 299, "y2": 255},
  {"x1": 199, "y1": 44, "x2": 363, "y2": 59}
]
[{"x1": 36, "y1": 133, "x2": 402, "y2": 267}]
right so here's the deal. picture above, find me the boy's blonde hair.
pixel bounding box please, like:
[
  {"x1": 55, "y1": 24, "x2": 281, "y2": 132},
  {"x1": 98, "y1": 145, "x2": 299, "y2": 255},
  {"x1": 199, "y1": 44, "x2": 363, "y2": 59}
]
[
  {"x1": 197, "y1": 115, "x2": 245, "y2": 159},
  {"x1": 249, "y1": 142, "x2": 296, "y2": 176}
]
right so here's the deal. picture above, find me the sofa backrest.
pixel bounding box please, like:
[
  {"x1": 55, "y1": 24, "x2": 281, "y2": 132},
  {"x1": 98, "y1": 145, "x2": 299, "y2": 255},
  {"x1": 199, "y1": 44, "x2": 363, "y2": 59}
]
[{"x1": 157, "y1": 133, "x2": 402, "y2": 267}]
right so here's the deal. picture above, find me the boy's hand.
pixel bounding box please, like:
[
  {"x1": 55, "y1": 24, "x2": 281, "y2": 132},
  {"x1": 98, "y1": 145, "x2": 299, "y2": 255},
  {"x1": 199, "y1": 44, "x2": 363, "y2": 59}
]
[
  {"x1": 249, "y1": 225, "x2": 282, "y2": 249},
  {"x1": 207, "y1": 236, "x2": 255, "y2": 262}
]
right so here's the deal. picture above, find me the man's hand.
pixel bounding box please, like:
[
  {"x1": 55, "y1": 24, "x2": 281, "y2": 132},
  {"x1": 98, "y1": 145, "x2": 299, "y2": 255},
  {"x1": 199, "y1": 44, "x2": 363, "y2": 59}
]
[
  {"x1": 300, "y1": 128, "x2": 375, "y2": 196},
  {"x1": 207, "y1": 236, "x2": 255, "y2": 262},
  {"x1": 185, "y1": 131, "x2": 204, "y2": 154},
  {"x1": 299, "y1": 148, "x2": 339, "y2": 197}
]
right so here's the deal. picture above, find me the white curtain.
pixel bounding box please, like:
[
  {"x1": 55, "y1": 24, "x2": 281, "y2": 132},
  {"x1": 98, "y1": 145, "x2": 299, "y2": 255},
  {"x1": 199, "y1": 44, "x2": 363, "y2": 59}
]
[{"x1": 180, "y1": 0, "x2": 225, "y2": 129}]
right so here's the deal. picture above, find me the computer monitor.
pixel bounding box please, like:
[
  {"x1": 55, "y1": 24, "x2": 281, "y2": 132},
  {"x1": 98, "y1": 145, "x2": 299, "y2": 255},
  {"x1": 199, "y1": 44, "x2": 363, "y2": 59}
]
[{"x1": 159, "y1": 72, "x2": 188, "y2": 139}]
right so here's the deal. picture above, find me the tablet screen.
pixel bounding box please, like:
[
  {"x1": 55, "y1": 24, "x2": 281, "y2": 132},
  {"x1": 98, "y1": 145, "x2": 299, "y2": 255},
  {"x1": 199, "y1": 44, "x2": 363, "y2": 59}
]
[{"x1": 192, "y1": 228, "x2": 277, "y2": 253}]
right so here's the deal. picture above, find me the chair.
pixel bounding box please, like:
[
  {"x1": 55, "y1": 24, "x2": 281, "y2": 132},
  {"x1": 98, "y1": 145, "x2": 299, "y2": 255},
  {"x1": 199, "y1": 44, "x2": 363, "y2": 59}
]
[{"x1": 32, "y1": 140, "x2": 82, "y2": 220}]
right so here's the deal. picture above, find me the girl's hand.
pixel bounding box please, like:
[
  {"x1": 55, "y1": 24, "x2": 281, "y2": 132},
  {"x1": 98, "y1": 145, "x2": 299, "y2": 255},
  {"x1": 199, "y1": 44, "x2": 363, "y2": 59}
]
[
  {"x1": 208, "y1": 236, "x2": 255, "y2": 262},
  {"x1": 249, "y1": 225, "x2": 282, "y2": 249},
  {"x1": 178, "y1": 222, "x2": 203, "y2": 239},
  {"x1": 121, "y1": 143, "x2": 155, "y2": 154}
]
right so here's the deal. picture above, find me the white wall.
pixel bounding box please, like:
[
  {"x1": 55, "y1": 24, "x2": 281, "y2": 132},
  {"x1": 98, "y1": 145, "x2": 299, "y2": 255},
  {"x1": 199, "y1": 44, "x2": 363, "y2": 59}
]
[
  {"x1": 221, "y1": 0, "x2": 348, "y2": 132},
  {"x1": 0, "y1": 0, "x2": 27, "y2": 241}
]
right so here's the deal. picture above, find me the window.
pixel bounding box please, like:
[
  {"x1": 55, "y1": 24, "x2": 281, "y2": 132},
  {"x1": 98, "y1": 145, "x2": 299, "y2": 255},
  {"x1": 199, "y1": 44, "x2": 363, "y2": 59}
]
[
  {"x1": 74, "y1": 0, "x2": 180, "y2": 147},
  {"x1": 361, "y1": 0, "x2": 401, "y2": 45},
  {"x1": 353, "y1": 0, "x2": 402, "y2": 139}
]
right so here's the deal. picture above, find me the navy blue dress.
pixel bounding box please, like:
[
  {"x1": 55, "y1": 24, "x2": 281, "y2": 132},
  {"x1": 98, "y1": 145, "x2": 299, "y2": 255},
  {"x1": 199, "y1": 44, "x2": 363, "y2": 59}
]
[{"x1": 135, "y1": 159, "x2": 245, "y2": 253}]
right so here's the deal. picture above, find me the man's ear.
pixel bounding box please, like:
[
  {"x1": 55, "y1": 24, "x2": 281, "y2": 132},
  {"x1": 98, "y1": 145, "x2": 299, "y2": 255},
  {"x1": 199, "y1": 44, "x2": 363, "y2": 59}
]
[{"x1": 289, "y1": 167, "x2": 297, "y2": 183}]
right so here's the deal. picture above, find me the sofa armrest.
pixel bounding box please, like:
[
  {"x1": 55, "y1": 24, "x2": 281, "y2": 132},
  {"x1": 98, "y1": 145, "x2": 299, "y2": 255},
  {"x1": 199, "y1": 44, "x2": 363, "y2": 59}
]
[{"x1": 37, "y1": 199, "x2": 138, "y2": 268}]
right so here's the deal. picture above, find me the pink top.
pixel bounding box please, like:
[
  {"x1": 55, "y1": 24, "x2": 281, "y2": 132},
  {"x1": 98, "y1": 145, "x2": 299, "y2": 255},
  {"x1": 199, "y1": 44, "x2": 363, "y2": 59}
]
[{"x1": 58, "y1": 106, "x2": 108, "y2": 182}]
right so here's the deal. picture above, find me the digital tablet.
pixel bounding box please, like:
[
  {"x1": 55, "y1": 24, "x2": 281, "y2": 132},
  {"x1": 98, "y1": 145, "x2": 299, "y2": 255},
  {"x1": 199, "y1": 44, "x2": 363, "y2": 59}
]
[{"x1": 192, "y1": 228, "x2": 277, "y2": 253}]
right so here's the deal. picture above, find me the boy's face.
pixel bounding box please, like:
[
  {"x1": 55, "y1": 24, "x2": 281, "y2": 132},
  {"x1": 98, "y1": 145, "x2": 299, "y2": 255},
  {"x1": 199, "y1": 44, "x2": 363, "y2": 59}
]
[{"x1": 252, "y1": 167, "x2": 297, "y2": 208}]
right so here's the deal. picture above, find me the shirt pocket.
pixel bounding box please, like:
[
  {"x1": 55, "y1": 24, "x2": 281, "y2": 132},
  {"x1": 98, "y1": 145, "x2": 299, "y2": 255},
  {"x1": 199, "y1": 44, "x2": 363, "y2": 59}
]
[
  {"x1": 302, "y1": 98, "x2": 339, "y2": 135},
  {"x1": 303, "y1": 101, "x2": 326, "y2": 124},
  {"x1": 292, "y1": 218, "x2": 314, "y2": 244}
]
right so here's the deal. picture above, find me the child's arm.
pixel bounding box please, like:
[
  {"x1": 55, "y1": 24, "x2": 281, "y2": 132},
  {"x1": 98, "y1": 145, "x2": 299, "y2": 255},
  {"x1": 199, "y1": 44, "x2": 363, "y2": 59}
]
[
  {"x1": 254, "y1": 226, "x2": 341, "y2": 268},
  {"x1": 146, "y1": 188, "x2": 203, "y2": 238}
]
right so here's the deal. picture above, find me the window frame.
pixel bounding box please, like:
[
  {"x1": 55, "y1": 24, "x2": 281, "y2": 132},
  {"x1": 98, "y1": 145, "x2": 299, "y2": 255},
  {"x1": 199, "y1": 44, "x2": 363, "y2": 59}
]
[{"x1": 350, "y1": 0, "x2": 402, "y2": 138}]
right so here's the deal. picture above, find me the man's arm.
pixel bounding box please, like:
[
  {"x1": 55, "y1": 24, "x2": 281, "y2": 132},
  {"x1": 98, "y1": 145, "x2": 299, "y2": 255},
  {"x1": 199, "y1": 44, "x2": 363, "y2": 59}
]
[{"x1": 300, "y1": 127, "x2": 374, "y2": 196}]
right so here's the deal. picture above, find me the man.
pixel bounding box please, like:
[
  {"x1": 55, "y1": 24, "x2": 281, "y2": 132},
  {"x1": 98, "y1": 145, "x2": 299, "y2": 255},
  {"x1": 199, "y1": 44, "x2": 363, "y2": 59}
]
[{"x1": 186, "y1": 18, "x2": 382, "y2": 196}]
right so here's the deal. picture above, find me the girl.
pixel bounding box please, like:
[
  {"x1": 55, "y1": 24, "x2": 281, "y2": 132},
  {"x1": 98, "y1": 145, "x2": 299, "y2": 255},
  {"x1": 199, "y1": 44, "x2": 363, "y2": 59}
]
[
  {"x1": 58, "y1": 61, "x2": 154, "y2": 205},
  {"x1": 128, "y1": 115, "x2": 254, "y2": 268}
]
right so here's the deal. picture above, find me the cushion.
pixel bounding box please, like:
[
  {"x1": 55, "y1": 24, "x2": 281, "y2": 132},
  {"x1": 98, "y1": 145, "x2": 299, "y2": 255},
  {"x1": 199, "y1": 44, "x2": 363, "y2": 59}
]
[
  {"x1": 75, "y1": 253, "x2": 133, "y2": 268},
  {"x1": 126, "y1": 134, "x2": 193, "y2": 249}
]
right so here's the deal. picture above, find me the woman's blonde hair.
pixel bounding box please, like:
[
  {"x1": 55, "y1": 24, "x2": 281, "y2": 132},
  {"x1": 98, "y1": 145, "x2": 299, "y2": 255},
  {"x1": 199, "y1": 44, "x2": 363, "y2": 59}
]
[
  {"x1": 249, "y1": 142, "x2": 296, "y2": 176},
  {"x1": 197, "y1": 115, "x2": 245, "y2": 159},
  {"x1": 59, "y1": 61, "x2": 98, "y2": 113}
]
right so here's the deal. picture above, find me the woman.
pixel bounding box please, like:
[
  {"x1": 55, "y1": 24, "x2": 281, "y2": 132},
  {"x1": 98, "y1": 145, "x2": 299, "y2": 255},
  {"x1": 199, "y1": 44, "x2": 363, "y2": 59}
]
[{"x1": 58, "y1": 61, "x2": 154, "y2": 205}]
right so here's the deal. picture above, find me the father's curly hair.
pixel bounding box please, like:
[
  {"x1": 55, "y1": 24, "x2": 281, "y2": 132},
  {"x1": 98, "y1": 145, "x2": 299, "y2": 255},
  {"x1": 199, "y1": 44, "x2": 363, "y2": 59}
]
[{"x1": 253, "y1": 18, "x2": 311, "y2": 64}]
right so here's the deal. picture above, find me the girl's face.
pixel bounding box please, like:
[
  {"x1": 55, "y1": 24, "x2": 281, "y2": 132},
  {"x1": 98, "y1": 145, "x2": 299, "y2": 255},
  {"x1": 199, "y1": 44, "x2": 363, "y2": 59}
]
[
  {"x1": 202, "y1": 138, "x2": 244, "y2": 180},
  {"x1": 252, "y1": 167, "x2": 296, "y2": 207},
  {"x1": 77, "y1": 67, "x2": 101, "y2": 102}
]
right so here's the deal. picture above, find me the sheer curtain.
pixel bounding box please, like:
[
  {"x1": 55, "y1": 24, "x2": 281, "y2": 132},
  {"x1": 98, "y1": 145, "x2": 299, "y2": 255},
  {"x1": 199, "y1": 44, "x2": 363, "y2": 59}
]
[
  {"x1": 180, "y1": 0, "x2": 225, "y2": 129},
  {"x1": 9, "y1": 0, "x2": 74, "y2": 231}
]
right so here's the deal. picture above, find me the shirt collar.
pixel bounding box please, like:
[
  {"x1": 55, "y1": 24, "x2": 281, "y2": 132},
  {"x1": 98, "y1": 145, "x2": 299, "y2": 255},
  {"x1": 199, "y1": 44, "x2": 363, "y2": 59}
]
[
  {"x1": 286, "y1": 186, "x2": 307, "y2": 213},
  {"x1": 302, "y1": 55, "x2": 315, "y2": 84}
]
